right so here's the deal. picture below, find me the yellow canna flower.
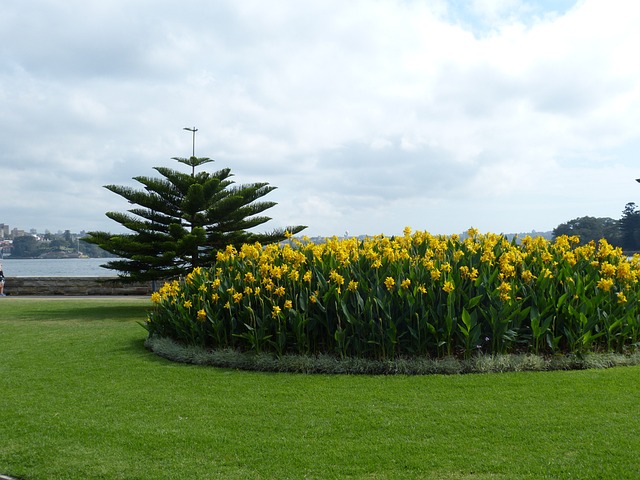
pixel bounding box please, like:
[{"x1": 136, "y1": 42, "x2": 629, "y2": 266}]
[
  {"x1": 430, "y1": 268, "x2": 441, "y2": 281},
  {"x1": 384, "y1": 277, "x2": 395, "y2": 291},
  {"x1": 497, "y1": 282, "x2": 511, "y2": 301},
  {"x1": 596, "y1": 278, "x2": 614, "y2": 292},
  {"x1": 600, "y1": 262, "x2": 616, "y2": 278},
  {"x1": 521, "y1": 270, "x2": 536, "y2": 283},
  {"x1": 442, "y1": 281, "x2": 454, "y2": 294},
  {"x1": 469, "y1": 268, "x2": 478, "y2": 281},
  {"x1": 616, "y1": 292, "x2": 627, "y2": 304},
  {"x1": 329, "y1": 269, "x2": 345, "y2": 286}
]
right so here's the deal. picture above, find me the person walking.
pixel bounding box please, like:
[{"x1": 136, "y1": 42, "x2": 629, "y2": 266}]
[{"x1": 0, "y1": 263, "x2": 5, "y2": 296}]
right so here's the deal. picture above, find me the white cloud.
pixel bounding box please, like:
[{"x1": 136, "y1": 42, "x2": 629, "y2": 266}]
[{"x1": 1, "y1": 0, "x2": 640, "y2": 237}]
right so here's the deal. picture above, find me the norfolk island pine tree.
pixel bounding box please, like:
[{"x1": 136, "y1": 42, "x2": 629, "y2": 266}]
[{"x1": 85, "y1": 155, "x2": 306, "y2": 282}]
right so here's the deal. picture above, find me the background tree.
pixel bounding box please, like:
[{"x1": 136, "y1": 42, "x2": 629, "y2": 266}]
[
  {"x1": 11, "y1": 236, "x2": 41, "y2": 258},
  {"x1": 85, "y1": 156, "x2": 306, "y2": 281},
  {"x1": 618, "y1": 202, "x2": 640, "y2": 251},
  {"x1": 552, "y1": 216, "x2": 620, "y2": 246}
]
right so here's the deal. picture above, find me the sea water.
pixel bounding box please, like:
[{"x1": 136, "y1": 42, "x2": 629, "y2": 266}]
[{"x1": 0, "y1": 257, "x2": 118, "y2": 277}]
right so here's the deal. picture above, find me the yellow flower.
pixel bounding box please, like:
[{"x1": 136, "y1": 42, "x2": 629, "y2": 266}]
[
  {"x1": 224, "y1": 301, "x2": 231, "y2": 310},
  {"x1": 284, "y1": 300, "x2": 293, "y2": 309},
  {"x1": 617, "y1": 262, "x2": 632, "y2": 281},
  {"x1": 347, "y1": 280, "x2": 359, "y2": 292},
  {"x1": 271, "y1": 265, "x2": 283, "y2": 279},
  {"x1": 183, "y1": 300, "x2": 193, "y2": 309},
  {"x1": 417, "y1": 285, "x2": 427, "y2": 294},
  {"x1": 288, "y1": 270, "x2": 300, "y2": 281},
  {"x1": 303, "y1": 270, "x2": 312, "y2": 282},
  {"x1": 597, "y1": 278, "x2": 614, "y2": 292},
  {"x1": 400, "y1": 279, "x2": 411, "y2": 290},
  {"x1": 272, "y1": 305, "x2": 281, "y2": 318},
  {"x1": 600, "y1": 262, "x2": 616, "y2": 278},
  {"x1": 384, "y1": 276, "x2": 395, "y2": 291},
  {"x1": 197, "y1": 309, "x2": 207, "y2": 322},
  {"x1": 274, "y1": 286, "x2": 286, "y2": 297},
  {"x1": 617, "y1": 292, "x2": 627, "y2": 304},
  {"x1": 563, "y1": 251, "x2": 577, "y2": 266},
  {"x1": 442, "y1": 281, "x2": 454, "y2": 294},
  {"x1": 521, "y1": 270, "x2": 536, "y2": 283},
  {"x1": 151, "y1": 292, "x2": 162, "y2": 304},
  {"x1": 233, "y1": 292, "x2": 243, "y2": 303},
  {"x1": 244, "y1": 272, "x2": 256, "y2": 284},
  {"x1": 329, "y1": 269, "x2": 345, "y2": 286},
  {"x1": 430, "y1": 268, "x2": 441, "y2": 281},
  {"x1": 497, "y1": 282, "x2": 511, "y2": 301},
  {"x1": 481, "y1": 249, "x2": 495, "y2": 264},
  {"x1": 211, "y1": 293, "x2": 220, "y2": 302}
]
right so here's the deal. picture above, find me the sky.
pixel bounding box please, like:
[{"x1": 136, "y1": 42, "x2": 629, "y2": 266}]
[{"x1": 2, "y1": 0, "x2": 640, "y2": 238}]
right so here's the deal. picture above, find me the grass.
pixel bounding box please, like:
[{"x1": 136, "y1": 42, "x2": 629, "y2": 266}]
[{"x1": 0, "y1": 298, "x2": 639, "y2": 479}]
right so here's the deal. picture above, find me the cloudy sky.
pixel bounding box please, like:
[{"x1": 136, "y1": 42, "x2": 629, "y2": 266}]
[{"x1": 2, "y1": 0, "x2": 640, "y2": 238}]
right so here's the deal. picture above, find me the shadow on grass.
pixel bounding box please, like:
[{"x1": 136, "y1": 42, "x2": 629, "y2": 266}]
[{"x1": 2, "y1": 300, "x2": 151, "y2": 323}]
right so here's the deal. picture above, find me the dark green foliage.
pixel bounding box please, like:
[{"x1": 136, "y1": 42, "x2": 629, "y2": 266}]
[
  {"x1": 85, "y1": 156, "x2": 305, "y2": 281},
  {"x1": 552, "y1": 216, "x2": 620, "y2": 246},
  {"x1": 618, "y1": 202, "x2": 640, "y2": 251},
  {"x1": 10, "y1": 235, "x2": 40, "y2": 257}
]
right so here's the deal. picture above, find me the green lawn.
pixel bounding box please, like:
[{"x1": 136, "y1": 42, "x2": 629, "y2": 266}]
[{"x1": 1, "y1": 298, "x2": 639, "y2": 480}]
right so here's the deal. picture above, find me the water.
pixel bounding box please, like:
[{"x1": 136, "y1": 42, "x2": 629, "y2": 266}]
[{"x1": 0, "y1": 257, "x2": 118, "y2": 277}]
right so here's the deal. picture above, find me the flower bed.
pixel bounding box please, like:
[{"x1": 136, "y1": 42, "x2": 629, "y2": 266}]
[{"x1": 146, "y1": 228, "x2": 640, "y2": 360}]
